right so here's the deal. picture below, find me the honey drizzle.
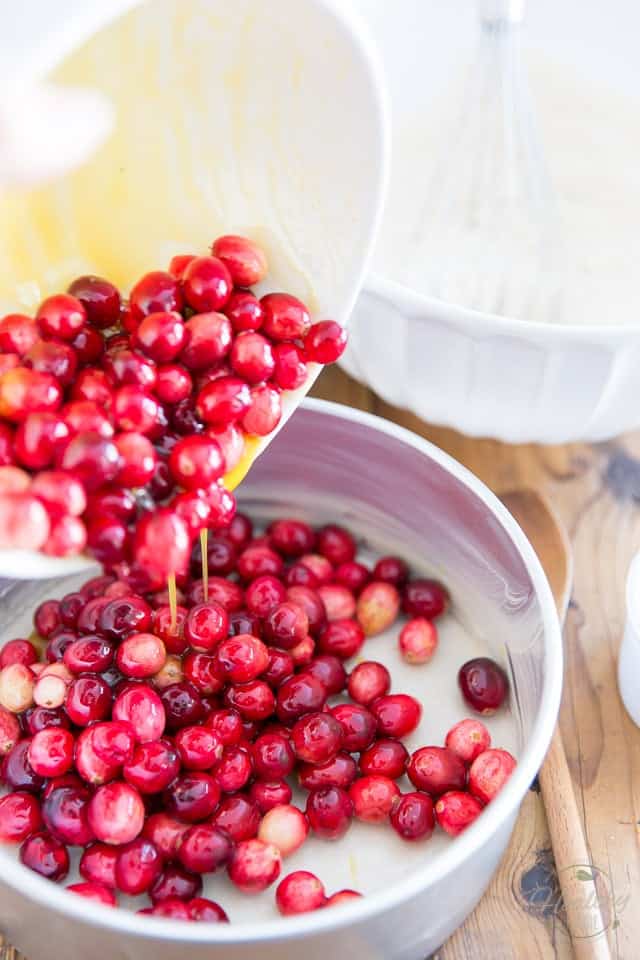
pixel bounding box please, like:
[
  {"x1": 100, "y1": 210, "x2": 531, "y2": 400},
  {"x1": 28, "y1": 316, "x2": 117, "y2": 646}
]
[
  {"x1": 200, "y1": 528, "x2": 209, "y2": 602},
  {"x1": 167, "y1": 572, "x2": 178, "y2": 635}
]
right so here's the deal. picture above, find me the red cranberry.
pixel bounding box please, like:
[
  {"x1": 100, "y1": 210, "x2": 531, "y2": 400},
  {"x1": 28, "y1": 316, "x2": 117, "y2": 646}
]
[
  {"x1": 267, "y1": 518, "x2": 314, "y2": 557},
  {"x1": 286, "y1": 586, "x2": 327, "y2": 635},
  {"x1": 133, "y1": 509, "x2": 191, "y2": 588},
  {"x1": 211, "y1": 235, "x2": 267, "y2": 286},
  {"x1": 155, "y1": 363, "x2": 192, "y2": 404},
  {"x1": 67, "y1": 881, "x2": 116, "y2": 906},
  {"x1": 28, "y1": 728, "x2": 74, "y2": 777},
  {"x1": 407, "y1": 746, "x2": 466, "y2": 796},
  {"x1": 224, "y1": 680, "x2": 275, "y2": 722},
  {"x1": 0, "y1": 367, "x2": 62, "y2": 421},
  {"x1": 316, "y1": 525, "x2": 356, "y2": 566},
  {"x1": 181, "y1": 312, "x2": 233, "y2": 370},
  {"x1": 347, "y1": 661, "x2": 390, "y2": 706},
  {"x1": 26, "y1": 339, "x2": 77, "y2": 387},
  {"x1": 170, "y1": 396, "x2": 203, "y2": 435},
  {"x1": 402, "y1": 579, "x2": 450, "y2": 619},
  {"x1": 114, "y1": 838, "x2": 162, "y2": 895},
  {"x1": 291, "y1": 712, "x2": 343, "y2": 765},
  {"x1": 189, "y1": 577, "x2": 244, "y2": 613},
  {"x1": 251, "y1": 733, "x2": 295, "y2": 780},
  {"x1": 249, "y1": 780, "x2": 292, "y2": 813},
  {"x1": 263, "y1": 648, "x2": 294, "y2": 688},
  {"x1": 79, "y1": 842, "x2": 119, "y2": 887},
  {"x1": 0, "y1": 313, "x2": 39, "y2": 355},
  {"x1": 333, "y1": 561, "x2": 370, "y2": 594},
  {"x1": 45, "y1": 630, "x2": 76, "y2": 664},
  {"x1": 25, "y1": 706, "x2": 69, "y2": 737},
  {"x1": 359, "y1": 739, "x2": 408, "y2": 780},
  {"x1": 230, "y1": 332, "x2": 275, "y2": 383},
  {"x1": 273, "y1": 342, "x2": 307, "y2": 390},
  {"x1": 263, "y1": 602, "x2": 308, "y2": 650},
  {"x1": 86, "y1": 484, "x2": 136, "y2": 523},
  {"x1": 2, "y1": 740, "x2": 44, "y2": 792},
  {"x1": 371, "y1": 694, "x2": 422, "y2": 739},
  {"x1": 75, "y1": 599, "x2": 111, "y2": 636},
  {"x1": 113, "y1": 685, "x2": 165, "y2": 742},
  {"x1": 325, "y1": 889, "x2": 363, "y2": 907},
  {"x1": 169, "y1": 435, "x2": 224, "y2": 489},
  {"x1": 330, "y1": 703, "x2": 376, "y2": 752},
  {"x1": 42, "y1": 783, "x2": 94, "y2": 845},
  {"x1": 0, "y1": 706, "x2": 21, "y2": 756},
  {"x1": 168, "y1": 254, "x2": 195, "y2": 280},
  {"x1": 298, "y1": 752, "x2": 358, "y2": 792},
  {"x1": 276, "y1": 673, "x2": 326, "y2": 724},
  {"x1": 304, "y1": 320, "x2": 347, "y2": 363},
  {"x1": 458, "y1": 658, "x2": 509, "y2": 715},
  {"x1": 184, "y1": 602, "x2": 229, "y2": 652},
  {"x1": 289, "y1": 635, "x2": 315, "y2": 667},
  {"x1": 112, "y1": 387, "x2": 160, "y2": 435},
  {"x1": 58, "y1": 432, "x2": 119, "y2": 492},
  {"x1": 224, "y1": 290, "x2": 264, "y2": 332},
  {"x1": 20, "y1": 831, "x2": 69, "y2": 880},
  {"x1": 87, "y1": 782, "x2": 145, "y2": 845},
  {"x1": 226, "y1": 512, "x2": 253, "y2": 549},
  {"x1": 302, "y1": 655, "x2": 346, "y2": 696},
  {"x1": 468, "y1": 749, "x2": 516, "y2": 804},
  {"x1": 244, "y1": 576, "x2": 286, "y2": 619},
  {"x1": 285, "y1": 563, "x2": 319, "y2": 587},
  {"x1": 36, "y1": 293, "x2": 86, "y2": 340},
  {"x1": 261, "y1": 293, "x2": 310, "y2": 341},
  {"x1": 187, "y1": 897, "x2": 228, "y2": 922},
  {"x1": 318, "y1": 619, "x2": 364, "y2": 660},
  {"x1": 276, "y1": 870, "x2": 325, "y2": 915},
  {"x1": 373, "y1": 555, "x2": 409, "y2": 587},
  {"x1": 445, "y1": 719, "x2": 492, "y2": 765},
  {"x1": 206, "y1": 708, "x2": 243, "y2": 746},
  {"x1": 163, "y1": 772, "x2": 220, "y2": 823},
  {"x1": 390, "y1": 791, "x2": 435, "y2": 841},
  {"x1": 72, "y1": 368, "x2": 114, "y2": 409},
  {"x1": 0, "y1": 791, "x2": 42, "y2": 842},
  {"x1": 175, "y1": 725, "x2": 223, "y2": 771},
  {"x1": 124, "y1": 739, "x2": 180, "y2": 793},
  {"x1": 141, "y1": 812, "x2": 189, "y2": 861},
  {"x1": 435, "y1": 790, "x2": 483, "y2": 836},
  {"x1": 64, "y1": 636, "x2": 113, "y2": 674},
  {"x1": 227, "y1": 838, "x2": 281, "y2": 892},
  {"x1": 214, "y1": 634, "x2": 269, "y2": 685},
  {"x1": 145, "y1": 898, "x2": 190, "y2": 919},
  {"x1": 134, "y1": 310, "x2": 185, "y2": 362},
  {"x1": 183, "y1": 256, "x2": 232, "y2": 312},
  {"x1": 114, "y1": 432, "x2": 156, "y2": 487},
  {"x1": 399, "y1": 618, "x2": 438, "y2": 664},
  {"x1": 183, "y1": 652, "x2": 224, "y2": 695},
  {"x1": 160, "y1": 681, "x2": 205, "y2": 731},
  {"x1": 0, "y1": 638, "x2": 38, "y2": 669},
  {"x1": 306, "y1": 787, "x2": 353, "y2": 840},
  {"x1": 86, "y1": 516, "x2": 129, "y2": 568},
  {"x1": 65, "y1": 675, "x2": 112, "y2": 726},
  {"x1": 68, "y1": 275, "x2": 121, "y2": 328},
  {"x1": 213, "y1": 745, "x2": 253, "y2": 793},
  {"x1": 177, "y1": 823, "x2": 233, "y2": 874},
  {"x1": 349, "y1": 775, "x2": 400, "y2": 824},
  {"x1": 242, "y1": 383, "x2": 282, "y2": 436},
  {"x1": 0, "y1": 423, "x2": 14, "y2": 465},
  {"x1": 150, "y1": 863, "x2": 203, "y2": 904},
  {"x1": 153, "y1": 605, "x2": 188, "y2": 654},
  {"x1": 129, "y1": 271, "x2": 182, "y2": 323},
  {"x1": 194, "y1": 535, "x2": 237, "y2": 577}
]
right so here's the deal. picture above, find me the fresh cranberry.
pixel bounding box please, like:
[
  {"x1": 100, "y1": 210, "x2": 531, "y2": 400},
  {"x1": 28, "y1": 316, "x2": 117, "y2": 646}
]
[
  {"x1": 181, "y1": 312, "x2": 233, "y2": 370},
  {"x1": 242, "y1": 383, "x2": 282, "y2": 436},
  {"x1": 155, "y1": 363, "x2": 192, "y2": 404},
  {"x1": 302, "y1": 655, "x2": 346, "y2": 696},
  {"x1": 211, "y1": 235, "x2": 267, "y2": 286},
  {"x1": 36, "y1": 293, "x2": 86, "y2": 340},
  {"x1": 243, "y1": 576, "x2": 286, "y2": 619},
  {"x1": 390, "y1": 791, "x2": 435, "y2": 841},
  {"x1": 330, "y1": 703, "x2": 376, "y2": 752},
  {"x1": 66, "y1": 881, "x2": 116, "y2": 906},
  {"x1": 213, "y1": 745, "x2": 253, "y2": 793},
  {"x1": 230, "y1": 331, "x2": 274, "y2": 383},
  {"x1": 114, "y1": 838, "x2": 162, "y2": 895},
  {"x1": 224, "y1": 680, "x2": 275, "y2": 722},
  {"x1": 359, "y1": 739, "x2": 408, "y2": 780},
  {"x1": 115, "y1": 632, "x2": 166, "y2": 680},
  {"x1": 45, "y1": 630, "x2": 77, "y2": 663},
  {"x1": 112, "y1": 386, "x2": 160, "y2": 434},
  {"x1": 256, "y1": 804, "x2": 307, "y2": 860},
  {"x1": 291, "y1": 712, "x2": 343, "y2": 765},
  {"x1": 227, "y1": 838, "x2": 281, "y2": 893},
  {"x1": 349, "y1": 775, "x2": 400, "y2": 824},
  {"x1": 86, "y1": 516, "x2": 129, "y2": 568},
  {"x1": 435, "y1": 790, "x2": 483, "y2": 836},
  {"x1": 286, "y1": 586, "x2": 326, "y2": 635},
  {"x1": 72, "y1": 368, "x2": 114, "y2": 409},
  {"x1": 129, "y1": 271, "x2": 183, "y2": 323},
  {"x1": 113, "y1": 685, "x2": 165, "y2": 742},
  {"x1": 187, "y1": 897, "x2": 228, "y2": 922},
  {"x1": 399, "y1": 618, "x2": 439, "y2": 664},
  {"x1": 264, "y1": 602, "x2": 309, "y2": 649},
  {"x1": 263, "y1": 648, "x2": 294, "y2": 688},
  {"x1": 182, "y1": 652, "x2": 223, "y2": 696},
  {"x1": 164, "y1": 772, "x2": 220, "y2": 823},
  {"x1": 0, "y1": 367, "x2": 62, "y2": 421},
  {"x1": 205, "y1": 708, "x2": 243, "y2": 746},
  {"x1": 333, "y1": 561, "x2": 370, "y2": 595},
  {"x1": 192, "y1": 535, "x2": 236, "y2": 578},
  {"x1": 79, "y1": 842, "x2": 119, "y2": 887},
  {"x1": 183, "y1": 256, "x2": 232, "y2": 312},
  {"x1": 183, "y1": 602, "x2": 228, "y2": 652},
  {"x1": 251, "y1": 733, "x2": 294, "y2": 780},
  {"x1": 68, "y1": 275, "x2": 121, "y2": 328},
  {"x1": 87, "y1": 782, "x2": 145, "y2": 845},
  {"x1": 75, "y1": 721, "x2": 135, "y2": 785},
  {"x1": 149, "y1": 868, "x2": 202, "y2": 906},
  {"x1": 194, "y1": 376, "x2": 250, "y2": 428},
  {"x1": 65, "y1": 675, "x2": 112, "y2": 726},
  {"x1": 468, "y1": 749, "x2": 516, "y2": 804},
  {"x1": 152, "y1": 605, "x2": 188, "y2": 654},
  {"x1": 285, "y1": 563, "x2": 319, "y2": 587},
  {"x1": 304, "y1": 320, "x2": 347, "y2": 363},
  {"x1": 175, "y1": 725, "x2": 223, "y2": 771},
  {"x1": 145, "y1": 898, "x2": 190, "y2": 918},
  {"x1": 275, "y1": 870, "x2": 325, "y2": 915},
  {"x1": 298, "y1": 752, "x2": 358, "y2": 791},
  {"x1": 20, "y1": 831, "x2": 69, "y2": 880},
  {"x1": 317, "y1": 584, "x2": 356, "y2": 621},
  {"x1": 26, "y1": 339, "x2": 77, "y2": 387},
  {"x1": 0, "y1": 706, "x2": 21, "y2": 756},
  {"x1": 133, "y1": 509, "x2": 192, "y2": 588},
  {"x1": 0, "y1": 791, "x2": 42, "y2": 842},
  {"x1": 407, "y1": 746, "x2": 466, "y2": 796},
  {"x1": 177, "y1": 822, "x2": 233, "y2": 874},
  {"x1": 123, "y1": 739, "x2": 180, "y2": 793},
  {"x1": 226, "y1": 512, "x2": 253, "y2": 550},
  {"x1": 306, "y1": 787, "x2": 353, "y2": 840},
  {"x1": 0, "y1": 423, "x2": 14, "y2": 465},
  {"x1": 249, "y1": 779, "x2": 292, "y2": 813},
  {"x1": 402, "y1": 579, "x2": 450, "y2": 619},
  {"x1": 64, "y1": 636, "x2": 113, "y2": 675},
  {"x1": 261, "y1": 293, "x2": 310, "y2": 341},
  {"x1": 445, "y1": 719, "x2": 492, "y2": 765},
  {"x1": 371, "y1": 694, "x2": 422, "y2": 739},
  {"x1": 318, "y1": 619, "x2": 364, "y2": 660},
  {"x1": 24, "y1": 706, "x2": 69, "y2": 737},
  {"x1": 325, "y1": 889, "x2": 363, "y2": 907},
  {"x1": 160, "y1": 681, "x2": 205, "y2": 731},
  {"x1": 276, "y1": 673, "x2": 326, "y2": 724},
  {"x1": 0, "y1": 492, "x2": 51, "y2": 551},
  {"x1": 224, "y1": 290, "x2": 264, "y2": 332},
  {"x1": 458, "y1": 658, "x2": 509, "y2": 715},
  {"x1": 356, "y1": 581, "x2": 400, "y2": 636},
  {"x1": 347, "y1": 661, "x2": 390, "y2": 705},
  {"x1": 316, "y1": 525, "x2": 355, "y2": 566},
  {"x1": 0, "y1": 638, "x2": 38, "y2": 669},
  {"x1": 169, "y1": 435, "x2": 224, "y2": 490},
  {"x1": 86, "y1": 485, "x2": 136, "y2": 523},
  {"x1": 0, "y1": 313, "x2": 39, "y2": 355},
  {"x1": 58, "y1": 432, "x2": 119, "y2": 492},
  {"x1": 168, "y1": 254, "x2": 196, "y2": 280},
  {"x1": 273, "y1": 342, "x2": 307, "y2": 390},
  {"x1": 2, "y1": 740, "x2": 44, "y2": 793},
  {"x1": 27, "y1": 728, "x2": 74, "y2": 777},
  {"x1": 42, "y1": 783, "x2": 94, "y2": 845}
]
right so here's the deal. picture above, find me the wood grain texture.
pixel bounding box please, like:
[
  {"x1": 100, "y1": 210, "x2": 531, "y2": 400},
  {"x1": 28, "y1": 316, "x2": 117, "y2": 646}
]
[{"x1": 311, "y1": 367, "x2": 640, "y2": 960}]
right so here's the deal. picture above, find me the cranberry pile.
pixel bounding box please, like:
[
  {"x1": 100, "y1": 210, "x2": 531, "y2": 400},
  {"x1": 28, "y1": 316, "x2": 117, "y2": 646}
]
[
  {"x1": 0, "y1": 235, "x2": 347, "y2": 586},
  {"x1": 0, "y1": 516, "x2": 515, "y2": 921}
]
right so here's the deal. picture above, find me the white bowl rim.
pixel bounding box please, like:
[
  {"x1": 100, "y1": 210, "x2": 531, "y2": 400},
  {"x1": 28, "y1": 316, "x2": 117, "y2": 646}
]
[
  {"x1": 0, "y1": 395, "x2": 563, "y2": 944},
  {"x1": 367, "y1": 270, "x2": 640, "y2": 341}
]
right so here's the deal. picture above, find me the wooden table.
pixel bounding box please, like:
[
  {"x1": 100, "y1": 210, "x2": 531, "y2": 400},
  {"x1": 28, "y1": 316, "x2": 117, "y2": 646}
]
[{"x1": 3, "y1": 366, "x2": 639, "y2": 960}]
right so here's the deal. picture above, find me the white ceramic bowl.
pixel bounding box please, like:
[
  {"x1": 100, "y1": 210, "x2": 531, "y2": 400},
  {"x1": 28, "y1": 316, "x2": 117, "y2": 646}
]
[
  {"x1": 618, "y1": 551, "x2": 640, "y2": 727},
  {"x1": 344, "y1": 276, "x2": 640, "y2": 444},
  {"x1": 0, "y1": 400, "x2": 562, "y2": 960}
]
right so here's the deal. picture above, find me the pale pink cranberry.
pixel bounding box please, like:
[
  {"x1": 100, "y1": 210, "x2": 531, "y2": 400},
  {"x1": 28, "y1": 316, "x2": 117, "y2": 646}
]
[
  {"x1": 0, "y1": 639, "x2": 38, "y2": 669},
  {"x1": 349, "y1": 775, "x2": 400, "y2": 824},
  {"x1": 402, "y1": 579, "x2": 450, "y2": 619},
  {"x1": 0, "y1": 313, "x2": 39, "y2": 355},
  {"x1": 316, "y1": 525, "x2": 355, "y2": 566},
  {"x1": 0, "y1": 465, "x2": 31, "y2": 493},
  {"x1": 0, "y1": 492, "x2": 50, "y2": 551},
  {"x1": 0, "y1": 663, "x2": 35, "y2": 712},
  {"x1": 347, "y1": 661, "x2": 390, "y2": 705},
  {"x1": 268, "y1": 519, "x2": 316, "y2": 557},
  {"x1": 304, "y1": 320, "x2": 347, "y2": 363},
  {"x1": 28, "y1": 728, "x2": 74, "y2": 777},
  {"x1": 0, "y1": 706, "x2": 21, "y2": 755},
  {"x1": 228, "y1": 838, "x2": 281, "y2": 893},
  {"x1": 184, "y1": 601, "x2": 229, "y2": 652},
  {"x1": 42, "y1": 782, "x2": 94, "y2": 845},
  {"x1": 325, "y1": 889, "x2": 363, "y2": 907},
  {"x1": 390, "y1": 791, "x2": 435, "y2": 841},
  {"x1": 318, "y1": 585, "x2": 356, "y2": 623},
  {"x1": 445, "y1": 719, "x2": 492, "y2": 765},
  {"x1": 399, "y1": 618, "x2": 439, "y2": 664},
  {"x1": 177, "y1": 823, "x2": 232, "y2": 874},
  {"x1": 257, "y1": 804, "x2": 308, "y2": 858},
  {"x1": 213, "y1": 794, "x2": 260, "y2": 841},
  {"x1": 142, "y1": 813, "x2": 190, "y2": 861},
  {"x1": 371, "y1": 694, "x2": 422, "y2": 739},
  {"x1": 306, "y1": 787, "x2": 353, "y2": 840},
  {"x1": 113, "y1": 685, "x2": 166, "y2": 742},
  {"x1": 88, "y1": 782, "x2": 145, "y2": 845},
  {"x1": 116, "y1": 633, "x2": 166, "y2": 679},
  {"x1": 32, "y1": 470, "x2": 86, "y2": 517},
  {"x1": 123, "y1": 739, "x2": 180, "y2": 793},
  {"x1": 0, "y1": 791, "x2": 42, "y2": 842},
  {"x1": 43, "y1": 515, "x2": 88, "y2": 557},
  {"x1": 298, "y1": 752, "x2": 357, "y2": 792},
  {"x1": 435, "y1": 790, "x2": 483, "y2": 836},
  {"x1": 211, "y1": 235, "x2": 268, "y2": 286},
  {"x1": 468, "y1": 749, "x2": 516, "y2": 804},
  {"x1": 79, "y1": 842, "x2": 119, "y2": 887},
  {"x1": 67, "y1": 881, "x2": 116, "y2": 906},
  {"x1": 20, "y1": 831, "x2": 69, "y2": 880},
  {"x1": 183, "y1": 256, "x2": 232, "y2": 312},
  {"x1": 302, "y1": 654, "x2": 346, "y2": 695},
  {"x1": 359, "y1": 739, "x2": 408, "y2": 780},
  {"x1": 408, "y1": 746, "x2": 466, "y2": 796},
  {"x1": 153, "y1": 655, "x2": 184, "y2": 690},
  {"x1": 249, "y1": 779, "x2": 293, "y2": 813},
  {"x1": 33, "y1": 674, "x2": 67, "y2": 710},
  {"x1": 163, "y1": 772, "x2": 220, "y2": 823},
  {"x1": 458, "y1": 658, "x2": 509, "y2": 715},
  {"x1": 356, "y1": 581, "x2": 400, "y2": 636},
  {"x1": 36, "y1": 293, "x2": 86, "y2": 340},
  {"x1": 0, "y1": 353, "x2": 19, "y2": 374},
  {"x1": 273, "y1": 342, "x2": 307, "y2": 390},
  {"x1": 261, "y1": 293, "x2": 310, "y2": 341},
  {"x1": 318, "y1": 619, "x2": 365, "y2": 660},
  {"x1": 242, "y1": 383, "x2": 282, "y2": 436},
  {"x1": 129, "y1": 270, "x2": 182, "y2": 323},
  {"x1": 132, "y1": 509, "x2": 191, "y2": 588},
  {"x1": 276, "y1": 870, "x2": 325, "y2": 915}
]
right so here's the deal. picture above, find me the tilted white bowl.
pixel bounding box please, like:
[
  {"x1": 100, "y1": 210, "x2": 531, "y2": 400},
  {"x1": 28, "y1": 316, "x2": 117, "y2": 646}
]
[{"x1": 0, "y1": 400, "x2": 562, "y2": 960}]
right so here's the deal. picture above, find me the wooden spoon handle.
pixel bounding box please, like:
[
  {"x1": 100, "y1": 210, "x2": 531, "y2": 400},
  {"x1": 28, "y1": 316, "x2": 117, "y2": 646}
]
[{"x1": 538, "y1": 731, "x2": 612, "y2": 959}]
